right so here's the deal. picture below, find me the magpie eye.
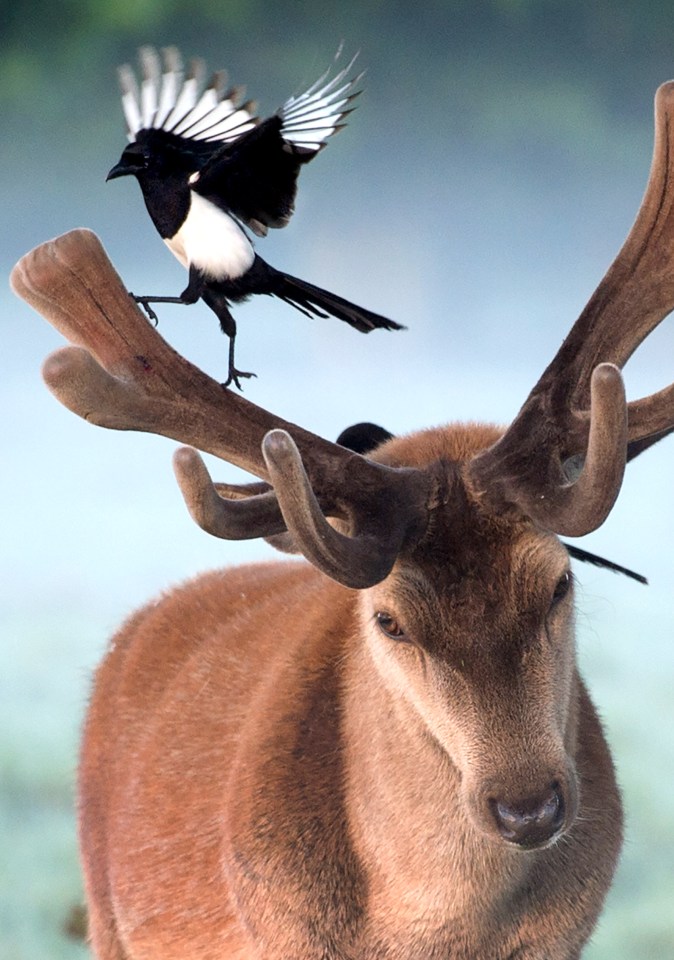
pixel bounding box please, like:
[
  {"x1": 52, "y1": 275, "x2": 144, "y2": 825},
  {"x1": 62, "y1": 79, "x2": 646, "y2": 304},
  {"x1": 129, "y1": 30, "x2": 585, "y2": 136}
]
[
  {"x1": 375, "y1": 611, "x2": 408, "y2": 641},
  {"x1": 551, "y1": 571, "x2": 572, "y2": 606}
]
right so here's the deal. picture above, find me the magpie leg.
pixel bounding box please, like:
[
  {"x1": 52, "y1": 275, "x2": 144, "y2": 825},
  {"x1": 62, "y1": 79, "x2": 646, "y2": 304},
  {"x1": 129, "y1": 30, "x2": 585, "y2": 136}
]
[
  {"x1": 131, "y1": 293, "x2": 181, "y2": 325},
  {"x1": 223, "y1": 335, "x2": 257, "y2": 391},
  {"x1": 201, "y1": 289, "x2": 256, "y2": 390},
  {"x1": 130, "y1": 265, "x2": 205, "y2": 325}
]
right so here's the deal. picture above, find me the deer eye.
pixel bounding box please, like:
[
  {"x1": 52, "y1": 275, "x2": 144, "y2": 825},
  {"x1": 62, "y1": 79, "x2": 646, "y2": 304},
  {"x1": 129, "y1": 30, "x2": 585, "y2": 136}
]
[
  {"x1": 375, "y1": 611, "x2": 408, "y2": 641},
  {"x1": 551, "y1": 570, "x2": 572, "y2": 606}
]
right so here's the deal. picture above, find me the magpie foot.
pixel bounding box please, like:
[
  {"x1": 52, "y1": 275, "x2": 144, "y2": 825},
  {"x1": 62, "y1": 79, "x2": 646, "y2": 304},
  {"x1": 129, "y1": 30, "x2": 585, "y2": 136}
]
[
  {"x1": 221, "y1": 368, "x2": 257, "y2": 392},
  {"x1": 130, "y1": 293, "x2": 160, "y2": 327}
]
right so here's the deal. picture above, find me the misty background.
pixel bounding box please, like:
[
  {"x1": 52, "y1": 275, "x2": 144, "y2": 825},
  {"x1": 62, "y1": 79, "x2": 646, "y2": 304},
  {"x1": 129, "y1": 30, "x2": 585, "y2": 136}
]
[{"x1": 1, "y1": 1, "x2": 673, "y2": 957}]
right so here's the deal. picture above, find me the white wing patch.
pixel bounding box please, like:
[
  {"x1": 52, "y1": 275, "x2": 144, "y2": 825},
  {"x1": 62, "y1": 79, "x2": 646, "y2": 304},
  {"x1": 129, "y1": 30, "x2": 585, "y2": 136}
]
[
  {"x1": 164, "y1": 192, "x2": 255, "y2": 281},
  {"x1": 118, "y1": 46, "x2": 362, "y2": 155},
  {"x1": 119, "y1": 46, "x2": 258, "y2": 145},
  {"x1": 280, "y1": 52, "x2": 363, "y2": 153}
]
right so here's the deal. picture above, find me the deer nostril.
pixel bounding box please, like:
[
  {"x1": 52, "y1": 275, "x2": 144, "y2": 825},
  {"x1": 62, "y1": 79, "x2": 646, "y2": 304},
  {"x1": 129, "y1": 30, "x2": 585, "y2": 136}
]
[{"x1": 490, "y1": 782, "x2": 566, "y2": 848}]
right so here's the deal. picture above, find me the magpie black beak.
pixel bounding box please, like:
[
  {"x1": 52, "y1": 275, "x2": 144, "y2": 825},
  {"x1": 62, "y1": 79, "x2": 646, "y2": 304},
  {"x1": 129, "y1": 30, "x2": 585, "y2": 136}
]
[{"x1": 106, "y1": 160, "x2": 142, "y2": 181}]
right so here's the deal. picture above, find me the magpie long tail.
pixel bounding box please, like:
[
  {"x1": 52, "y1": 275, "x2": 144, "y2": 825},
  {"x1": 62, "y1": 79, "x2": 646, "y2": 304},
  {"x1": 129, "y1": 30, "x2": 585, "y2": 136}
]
[{"x1": 269, "y1": 271, "x2": 404, "y2": 333}]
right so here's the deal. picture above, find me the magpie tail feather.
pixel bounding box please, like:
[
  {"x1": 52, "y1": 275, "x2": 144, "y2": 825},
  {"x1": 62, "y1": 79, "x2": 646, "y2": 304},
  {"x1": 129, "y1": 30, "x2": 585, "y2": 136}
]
[{"x1": 270, "y1": 272, "x2": 404, "y2": 333}]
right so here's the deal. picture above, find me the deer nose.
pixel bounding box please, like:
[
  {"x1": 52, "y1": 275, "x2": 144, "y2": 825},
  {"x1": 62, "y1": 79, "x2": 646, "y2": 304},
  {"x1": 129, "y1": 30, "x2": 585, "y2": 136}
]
[{"x1": 490, "y1": 782, "x2": 565, "y2": 848}]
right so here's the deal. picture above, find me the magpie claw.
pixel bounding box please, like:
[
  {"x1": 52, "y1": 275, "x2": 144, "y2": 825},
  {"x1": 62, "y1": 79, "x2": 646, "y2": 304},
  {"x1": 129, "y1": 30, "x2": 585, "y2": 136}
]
[
  {"x1": 131, "y1": 293, "x2": 160, "y2": 327},
  {"x1": 222, "y1": 368, "x2": 258, "y2": 392}
]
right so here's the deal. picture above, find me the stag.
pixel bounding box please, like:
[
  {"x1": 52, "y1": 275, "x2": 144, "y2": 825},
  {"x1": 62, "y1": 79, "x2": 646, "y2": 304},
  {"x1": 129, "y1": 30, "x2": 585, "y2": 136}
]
[{"x1": 12, "y1": 81, "x2": 674, "y2": 960}]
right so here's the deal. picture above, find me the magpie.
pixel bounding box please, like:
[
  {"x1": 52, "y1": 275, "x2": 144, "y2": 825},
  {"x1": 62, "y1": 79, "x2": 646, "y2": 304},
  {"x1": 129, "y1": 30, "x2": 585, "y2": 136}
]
[{"x1": 107, "y1": 46, "x2": 403, "y2": 387}]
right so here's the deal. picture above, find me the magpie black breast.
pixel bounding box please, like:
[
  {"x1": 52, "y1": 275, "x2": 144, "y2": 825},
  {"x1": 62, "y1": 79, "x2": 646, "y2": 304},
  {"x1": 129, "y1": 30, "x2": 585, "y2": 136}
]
[{"x1": 107, "y1": 46, "x2": 403, "y2": 388}]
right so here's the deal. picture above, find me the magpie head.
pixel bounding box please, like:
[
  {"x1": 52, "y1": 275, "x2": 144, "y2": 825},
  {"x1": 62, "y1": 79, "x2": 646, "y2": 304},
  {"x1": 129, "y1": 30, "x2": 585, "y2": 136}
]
[
  {"x1": 107, "y1": 141, "x2": 149, "y2": 181},
  {"x1": 107, "y1": 129, "x2": 206, "y2": 184}
]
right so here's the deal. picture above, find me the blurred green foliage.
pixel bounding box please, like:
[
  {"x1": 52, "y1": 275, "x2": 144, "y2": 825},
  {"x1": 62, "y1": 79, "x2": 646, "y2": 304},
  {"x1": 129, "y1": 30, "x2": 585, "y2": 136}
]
[{"x1": 4, "y1": 0, "x2": 674, "y2": 136}]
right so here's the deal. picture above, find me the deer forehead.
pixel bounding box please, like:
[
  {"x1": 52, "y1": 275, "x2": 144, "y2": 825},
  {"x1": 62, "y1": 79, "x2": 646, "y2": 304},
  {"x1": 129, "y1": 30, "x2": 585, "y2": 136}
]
[
  {"x1": 371, "y1": 424, "x2": 568, "y2": 593},
  {"x1": 371, "y1": 421, "x2": 505, "y2": 470},
  {"x1": 367, "y1": 420, "x2": 571, "y2": 601}
]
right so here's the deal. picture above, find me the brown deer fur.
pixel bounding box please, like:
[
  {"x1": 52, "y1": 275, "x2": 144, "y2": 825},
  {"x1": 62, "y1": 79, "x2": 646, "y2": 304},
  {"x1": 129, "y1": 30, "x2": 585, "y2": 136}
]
[{"x1": 78, "y1": 425, "x2": 622, "y2": 959}]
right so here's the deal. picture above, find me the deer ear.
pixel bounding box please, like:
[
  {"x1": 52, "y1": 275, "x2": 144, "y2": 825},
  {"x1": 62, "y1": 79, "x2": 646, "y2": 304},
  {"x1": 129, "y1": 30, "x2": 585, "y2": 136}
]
[
  {"x1": 564, "y1": 544, "x2": 647, "y2": 584},
  {"x1": 336, "y1": 422, "x2": 394, "y2": 455},
  {"x1": 264, "y1": 532, "x2": 302, "y2": 555},
  {"x1": 627, "y1": 427, "x2": 674, "y2": 462}
]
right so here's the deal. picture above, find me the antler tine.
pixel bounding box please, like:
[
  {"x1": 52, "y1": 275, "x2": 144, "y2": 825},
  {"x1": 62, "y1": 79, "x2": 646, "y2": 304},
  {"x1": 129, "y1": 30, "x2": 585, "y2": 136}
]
[
  {"x1": 12, "y1": 229, "x2": 432, "y2": 587},
  {"x1": 262, "y1": 429, "x2": 415, "y2": 588},
  {"x1": 528, "y1": 81, "x2": 674, "y2": 428},
  {"x1": 173, "y1": 447, "x2": 287, "y2": 540},
  {"x1": 173, "y1": 439, "x2": 431, "y2": 588},
  {"x1": 209, "y1": 470, "x2": 300, "y2": 552},
  {"x1": 470, "y1": 81, "x2": 674, "y2": 536}
]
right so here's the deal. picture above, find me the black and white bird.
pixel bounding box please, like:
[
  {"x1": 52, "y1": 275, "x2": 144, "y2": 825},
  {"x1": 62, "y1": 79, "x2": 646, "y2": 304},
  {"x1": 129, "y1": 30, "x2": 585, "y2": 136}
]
[{"x1": 107, "y1": 46, "x2": 402, "y2": 387}]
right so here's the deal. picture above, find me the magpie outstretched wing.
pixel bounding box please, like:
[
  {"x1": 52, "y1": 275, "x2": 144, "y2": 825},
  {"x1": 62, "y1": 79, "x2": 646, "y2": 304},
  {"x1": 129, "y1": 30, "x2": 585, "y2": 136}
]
[
  {"x1": 191, "y1": 55, "x2": 362, "y2": 235},
  {"x1": 118, "y1": 46, "x2": 260, "y2": 156}
]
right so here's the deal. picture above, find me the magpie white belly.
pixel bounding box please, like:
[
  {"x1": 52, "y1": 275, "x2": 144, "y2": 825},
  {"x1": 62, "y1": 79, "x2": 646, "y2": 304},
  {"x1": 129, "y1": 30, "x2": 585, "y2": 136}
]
[{"x1": 164, "y1": 192, "x2": 255, "y2": 281}]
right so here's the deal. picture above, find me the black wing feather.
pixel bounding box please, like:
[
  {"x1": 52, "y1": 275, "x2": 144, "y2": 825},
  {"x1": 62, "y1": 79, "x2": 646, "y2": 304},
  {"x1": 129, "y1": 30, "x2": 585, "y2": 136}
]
[{"x1": 192, "y1": 116, "x2": 307, "y2": 231}]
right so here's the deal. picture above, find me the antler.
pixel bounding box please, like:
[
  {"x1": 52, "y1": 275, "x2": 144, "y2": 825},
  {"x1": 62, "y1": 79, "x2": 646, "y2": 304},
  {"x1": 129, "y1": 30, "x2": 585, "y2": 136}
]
[
  {"x1": 13, "y1": 79, "x2": 674, "y2": 574},
  {"x1": 470, "y1": 81, "x2": 674, "y2": 536},
  {"x1": 11, "y1": 228, "x2": 433, "y2": 588}
]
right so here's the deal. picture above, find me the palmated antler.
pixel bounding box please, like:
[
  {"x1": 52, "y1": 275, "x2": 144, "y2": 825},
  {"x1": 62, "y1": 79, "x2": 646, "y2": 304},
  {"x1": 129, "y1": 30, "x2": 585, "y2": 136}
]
[
  {"x1": 11, "y1": 229, "x2": 433, "y2": 588},
  {"x1": 470, "y1": 81, "x2": 674, "y2": 536}
]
